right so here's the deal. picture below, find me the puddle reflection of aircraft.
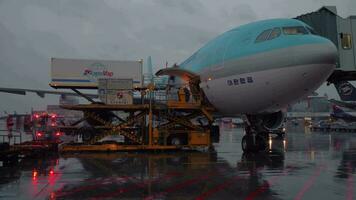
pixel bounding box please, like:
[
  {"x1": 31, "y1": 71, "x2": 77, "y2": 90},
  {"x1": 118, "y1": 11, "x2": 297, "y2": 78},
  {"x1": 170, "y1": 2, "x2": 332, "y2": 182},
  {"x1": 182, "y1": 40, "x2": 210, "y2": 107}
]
[
  {"x1": 50, "y1": 150, "x2": 288, "y2": 199},
  {"x1": 236, "y1": 152, "x2": 285, "y2": 198},
  {"x1": 53, "y1": 152, "x2": 220, "y2": 199},
  {"x1": 335, "y1": 137, "x2": 356, "y2": 180},
  {"x1": 238, "y1": 136, "x2": 285, "y2": 172},
  {"x1": 234, "y1": 138, "x2": 285, "y2": 200}
]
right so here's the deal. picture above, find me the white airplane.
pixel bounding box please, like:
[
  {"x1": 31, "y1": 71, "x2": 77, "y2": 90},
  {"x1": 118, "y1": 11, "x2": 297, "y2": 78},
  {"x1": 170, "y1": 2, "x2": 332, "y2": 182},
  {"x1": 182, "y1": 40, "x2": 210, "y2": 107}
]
[{"x1": 157, "y1": 18, "x2": 337, "y2": 152}]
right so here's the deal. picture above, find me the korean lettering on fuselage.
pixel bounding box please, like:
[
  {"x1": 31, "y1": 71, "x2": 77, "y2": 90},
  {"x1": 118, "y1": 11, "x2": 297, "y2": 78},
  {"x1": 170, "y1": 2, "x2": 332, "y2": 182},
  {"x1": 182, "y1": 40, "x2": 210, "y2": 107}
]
[{"x1": 227, "y1": 77, "x2": 254, "y2": 86}]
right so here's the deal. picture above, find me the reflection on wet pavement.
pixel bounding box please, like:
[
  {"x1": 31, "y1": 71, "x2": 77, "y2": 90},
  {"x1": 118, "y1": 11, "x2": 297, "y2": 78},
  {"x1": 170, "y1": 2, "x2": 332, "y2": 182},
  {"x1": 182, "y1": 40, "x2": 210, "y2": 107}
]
[{"x1": 0, "y1": 126, "x2": 355, "y2": 199}]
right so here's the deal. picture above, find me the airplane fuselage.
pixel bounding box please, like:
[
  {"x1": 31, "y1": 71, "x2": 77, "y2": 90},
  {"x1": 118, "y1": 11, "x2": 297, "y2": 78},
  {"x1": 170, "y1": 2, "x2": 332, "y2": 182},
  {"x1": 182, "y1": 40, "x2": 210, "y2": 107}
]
[{"x1": 180, "y1": 19, "x2": 337, "y2": 115}]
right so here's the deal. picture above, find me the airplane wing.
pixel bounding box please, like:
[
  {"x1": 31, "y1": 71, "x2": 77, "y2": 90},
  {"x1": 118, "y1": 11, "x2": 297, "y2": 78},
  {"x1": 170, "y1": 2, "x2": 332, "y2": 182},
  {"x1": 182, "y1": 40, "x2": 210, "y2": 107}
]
[
  {"x1": 329, "y1": 99, "x2": 356, "y2": 110},
  {"x1": 0, "y1": 87, "x2": 98, "y2": 99}
]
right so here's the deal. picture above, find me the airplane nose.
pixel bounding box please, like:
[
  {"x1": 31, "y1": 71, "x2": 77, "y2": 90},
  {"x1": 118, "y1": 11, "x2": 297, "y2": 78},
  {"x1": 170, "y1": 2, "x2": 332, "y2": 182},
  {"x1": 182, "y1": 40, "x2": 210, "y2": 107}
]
[
  {"x1": 293, "y1": 36, "x2": 338, "y2": 67},
  {"x1": 292, "y1": 36, "x2": 338, "y2": 96},
  {"x1": 318, "y1": 38, "x2": 338, "y2": 65}
]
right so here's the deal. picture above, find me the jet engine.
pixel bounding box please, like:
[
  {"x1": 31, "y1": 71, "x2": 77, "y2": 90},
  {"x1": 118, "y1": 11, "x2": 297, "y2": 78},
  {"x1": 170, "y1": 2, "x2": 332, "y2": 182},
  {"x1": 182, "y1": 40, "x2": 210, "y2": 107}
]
[{"x1": 249, "y1": 111, "x2": 285, "y2": 131}]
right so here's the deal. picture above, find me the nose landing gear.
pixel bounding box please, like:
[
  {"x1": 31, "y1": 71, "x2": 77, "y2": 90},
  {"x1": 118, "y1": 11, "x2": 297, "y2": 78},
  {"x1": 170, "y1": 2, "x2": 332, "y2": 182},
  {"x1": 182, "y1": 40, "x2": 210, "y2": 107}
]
[
  {"x1": 241, "y1": 131, "x2": 269, "y2": 153},
  {"x1": 241, "y1": 115, "x2": 285, "y2": 153}
]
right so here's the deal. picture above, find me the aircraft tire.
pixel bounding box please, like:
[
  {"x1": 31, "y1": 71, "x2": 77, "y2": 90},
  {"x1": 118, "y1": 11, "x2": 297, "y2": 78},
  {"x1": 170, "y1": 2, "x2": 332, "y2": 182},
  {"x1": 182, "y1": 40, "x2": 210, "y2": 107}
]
[{"x1": 241, "y1": 134, "x2": 267, "y2": 153}]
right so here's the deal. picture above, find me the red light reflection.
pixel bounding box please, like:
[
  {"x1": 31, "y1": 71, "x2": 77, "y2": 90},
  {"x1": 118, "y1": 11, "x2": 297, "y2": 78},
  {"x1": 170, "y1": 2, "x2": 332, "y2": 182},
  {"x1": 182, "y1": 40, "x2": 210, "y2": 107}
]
[{"x1": 32, "y1": 170, "x2": 38, "y2": 180}]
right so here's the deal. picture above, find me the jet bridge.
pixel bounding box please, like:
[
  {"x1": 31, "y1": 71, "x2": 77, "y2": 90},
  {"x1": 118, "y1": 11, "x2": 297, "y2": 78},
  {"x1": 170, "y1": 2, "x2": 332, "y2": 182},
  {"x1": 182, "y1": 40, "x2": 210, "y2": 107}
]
[{"x1": 296, "y1": 6, "x2": 356, "y2": 91}]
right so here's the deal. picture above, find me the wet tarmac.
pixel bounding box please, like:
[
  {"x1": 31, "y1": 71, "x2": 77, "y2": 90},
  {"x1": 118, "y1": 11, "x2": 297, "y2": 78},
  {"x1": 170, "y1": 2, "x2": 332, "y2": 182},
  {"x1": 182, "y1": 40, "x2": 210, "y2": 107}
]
[{"x1": 0, "y1": 124, "x2": 355, "y2": 200}]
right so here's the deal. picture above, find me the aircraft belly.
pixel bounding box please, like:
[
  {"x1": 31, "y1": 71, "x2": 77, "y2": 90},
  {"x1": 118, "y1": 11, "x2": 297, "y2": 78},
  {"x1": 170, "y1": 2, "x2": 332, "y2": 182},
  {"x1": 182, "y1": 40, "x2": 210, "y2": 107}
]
[{"x1": 201, "y1": 63, "x2": 335, "y2": 115}]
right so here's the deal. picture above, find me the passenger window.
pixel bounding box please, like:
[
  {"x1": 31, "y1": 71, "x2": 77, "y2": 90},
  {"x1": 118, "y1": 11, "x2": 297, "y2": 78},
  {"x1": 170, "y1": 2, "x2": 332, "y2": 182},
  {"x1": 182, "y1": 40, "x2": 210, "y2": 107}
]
[
  {"x1": 268, "y1": 28, "x2": 281, "y2": 40},
  {"x1": 255, "y1": 29, "x2": 272, "y2": 43},
  {"x1": 282, "y1": 26, "x2": 308, "y2": 35},
  {"x1": 340, "y1": 33, "x2": 352, "y2": 49}
]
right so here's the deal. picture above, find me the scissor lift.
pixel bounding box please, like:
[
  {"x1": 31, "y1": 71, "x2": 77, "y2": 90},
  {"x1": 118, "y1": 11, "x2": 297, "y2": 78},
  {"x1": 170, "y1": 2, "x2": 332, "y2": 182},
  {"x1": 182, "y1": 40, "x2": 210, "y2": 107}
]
[{"x1": 58, "y1": 82, "x2": 217, "y2": 152}]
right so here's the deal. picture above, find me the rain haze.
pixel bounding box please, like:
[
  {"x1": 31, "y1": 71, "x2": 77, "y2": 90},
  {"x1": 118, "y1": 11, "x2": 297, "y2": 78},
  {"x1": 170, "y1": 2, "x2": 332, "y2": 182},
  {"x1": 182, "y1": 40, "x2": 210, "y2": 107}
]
[{"x1": 0, "y1": 0, "x2": 355, "y2": 113}]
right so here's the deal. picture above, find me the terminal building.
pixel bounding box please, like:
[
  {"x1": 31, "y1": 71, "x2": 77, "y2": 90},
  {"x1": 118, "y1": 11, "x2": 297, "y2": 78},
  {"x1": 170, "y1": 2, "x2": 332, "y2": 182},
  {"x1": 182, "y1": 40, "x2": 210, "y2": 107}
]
[
  {"x1": 288, "y1": 95, "x2": 330, "y2": 113},
  {"x1": 296, "y1": 6, "x2": 356, "y2": 71}
]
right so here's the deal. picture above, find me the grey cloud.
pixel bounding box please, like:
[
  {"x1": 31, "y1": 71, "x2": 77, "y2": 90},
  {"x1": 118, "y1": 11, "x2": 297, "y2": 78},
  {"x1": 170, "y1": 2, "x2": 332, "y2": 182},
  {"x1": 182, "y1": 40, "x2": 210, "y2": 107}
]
[
  {"x1": 0, "y1": 0, "x2": 355, "y2": 112},
  {"x1": 232, "y1": 4, "x2": 258, "y2": 21},
  {"x1": 155, "y1": 0, "x2": 204, "y2": 15}
]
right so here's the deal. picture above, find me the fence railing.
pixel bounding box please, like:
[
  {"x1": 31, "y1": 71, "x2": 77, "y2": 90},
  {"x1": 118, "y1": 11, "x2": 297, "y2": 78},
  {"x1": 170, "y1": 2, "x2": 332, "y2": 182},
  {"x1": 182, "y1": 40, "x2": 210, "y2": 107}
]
[
  {"x1": 144, "y1": 89, "x2": 201, "y2": 105},
  {"x1": 0, "y1": 130, "x2": 22, "y2": 145}
]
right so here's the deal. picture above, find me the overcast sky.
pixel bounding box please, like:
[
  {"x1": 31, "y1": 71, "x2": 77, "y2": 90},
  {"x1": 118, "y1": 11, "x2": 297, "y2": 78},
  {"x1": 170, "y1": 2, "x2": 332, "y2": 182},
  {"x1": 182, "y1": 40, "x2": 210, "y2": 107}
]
[{"x1": 0, "y1": 0, "x2": 355, "y2": 113}]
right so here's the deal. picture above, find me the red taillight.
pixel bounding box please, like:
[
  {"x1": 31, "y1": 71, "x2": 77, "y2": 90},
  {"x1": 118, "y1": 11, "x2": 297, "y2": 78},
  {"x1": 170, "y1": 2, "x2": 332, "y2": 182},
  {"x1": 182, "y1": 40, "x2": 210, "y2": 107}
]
[
  {"x1": 36, "y1": 132, "x2": 42, "y2": 137},
  {"x1": 55, "y1": 132, "x2": 61, "y2": 137},
  {"x1": 51, "y1": 114, "x2": 56, "y2": 119},
  {"x1": 34, "y1": 114, "x2": 40, "y2": 119},
  {"x1": 33, "y1": 170, "x2": 38, "y2": 178}
]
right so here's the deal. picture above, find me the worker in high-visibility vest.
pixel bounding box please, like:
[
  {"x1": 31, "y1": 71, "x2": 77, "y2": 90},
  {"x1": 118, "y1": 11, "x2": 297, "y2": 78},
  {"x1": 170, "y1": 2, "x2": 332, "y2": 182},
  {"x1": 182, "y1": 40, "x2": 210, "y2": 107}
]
[
  {"x1": 184, "y1": 87, "x2": 191, "y2": 102},
  {"x1": 178, "y1": 87, "x2": 186, "y2": 103}
]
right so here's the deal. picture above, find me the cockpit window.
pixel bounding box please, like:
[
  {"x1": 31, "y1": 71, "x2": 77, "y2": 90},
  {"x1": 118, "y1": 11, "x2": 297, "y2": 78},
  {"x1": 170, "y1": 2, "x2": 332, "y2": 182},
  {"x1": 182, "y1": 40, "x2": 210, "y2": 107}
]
[
  {"x1": 282, "y1": 26, "x2": 308, "y2": 35},
  {"x1": 268, "y1": 28, "x2": 281, "y2": 40},
  {"x1": 255, "y1": 29, "x2": 272, "y2": 43}
]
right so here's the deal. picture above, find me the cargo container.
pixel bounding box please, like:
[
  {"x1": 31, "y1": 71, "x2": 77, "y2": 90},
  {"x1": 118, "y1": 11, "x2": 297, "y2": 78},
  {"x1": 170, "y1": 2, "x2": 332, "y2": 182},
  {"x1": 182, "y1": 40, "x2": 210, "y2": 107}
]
[
  {"x1": 50, "y1": 58, "x2": 143, "y2": 89},
  {"x1": 98, "y1": 78, "x2": 133, "y2": 105}
]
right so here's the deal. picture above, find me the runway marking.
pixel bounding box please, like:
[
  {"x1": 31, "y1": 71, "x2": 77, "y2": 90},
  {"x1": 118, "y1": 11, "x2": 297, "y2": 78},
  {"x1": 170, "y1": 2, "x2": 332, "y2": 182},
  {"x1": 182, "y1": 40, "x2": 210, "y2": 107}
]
[
  {"x1": 347, "y1": 162, "x2": 354, "y2": 200},
  {"x1": 245, "y1": 166, "x2": 293, "y2": 200},
  {"x1": 244, "y1": 175, "x2": 281, "y2": 200},
  {"x1": 144, "y1": 172, "x2": 217, "y2": 200},
  {"x1": 195, "y1": 175, "x2": 241, "y2": 200},
  {"x1": 293, "y1": 164, "x2": 326, "y2": 200},
  {"x1": 33, "y1": 182, "x2": 50, "y2": 199},
  {"x1": 90, "y1": 171, "x2": 182, "y2": 199},
  {"x1": 194, "y1": 165, "x2": 274, "y2": 200},
  {"x1": 55, "y1": 175, "x2": 133, "y2": 198},
  {"x1": 244, "y1": 165, "x2": 305, "y2": 200}
]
